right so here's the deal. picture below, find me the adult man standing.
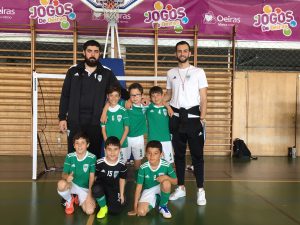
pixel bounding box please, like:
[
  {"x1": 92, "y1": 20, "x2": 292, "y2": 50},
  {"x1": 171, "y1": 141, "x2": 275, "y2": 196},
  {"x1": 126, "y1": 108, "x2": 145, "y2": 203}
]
[
  {"x1": 165, "y1": 41, "x2": 208, "y2": 205},
  {"x1": 58, "y1": 40, "x2": 128, "y2": 158}
]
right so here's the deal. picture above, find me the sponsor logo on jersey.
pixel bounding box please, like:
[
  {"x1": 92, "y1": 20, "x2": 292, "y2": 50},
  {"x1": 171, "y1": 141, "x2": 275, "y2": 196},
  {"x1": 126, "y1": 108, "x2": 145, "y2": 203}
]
[
  {"x1": 145, "y1": 175, "x2": 150, "y2": 179},
  {"x1": 101, "y1": 169, "x2": 105, "y2": 173}
]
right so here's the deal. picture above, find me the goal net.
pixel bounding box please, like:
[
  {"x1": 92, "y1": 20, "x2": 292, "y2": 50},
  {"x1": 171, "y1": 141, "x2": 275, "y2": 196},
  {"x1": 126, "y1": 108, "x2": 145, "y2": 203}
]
[{"x1": 32, "y1": 71, "x2": 166, "y2": 180}]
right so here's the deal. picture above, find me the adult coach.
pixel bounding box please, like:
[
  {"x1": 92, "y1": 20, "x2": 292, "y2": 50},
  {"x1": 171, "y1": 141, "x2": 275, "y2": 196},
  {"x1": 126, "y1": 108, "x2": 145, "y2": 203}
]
[
  {"x1": 58, "y1": 40, "x2": 128, "y2": 158},
  {"x1": 165, "y1": 41, "x2": 208, "y2": 205}
]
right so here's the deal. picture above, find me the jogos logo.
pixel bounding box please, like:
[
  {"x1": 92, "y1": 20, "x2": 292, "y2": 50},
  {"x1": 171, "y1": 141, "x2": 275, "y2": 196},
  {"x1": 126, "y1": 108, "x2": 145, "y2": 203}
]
[
  {"x1": 29, "y1": 0, "x2": 76, "y2": 30},
  {"x1": 253, "y1": 5, "x2": 297, "y2": 37},
  {"x1": 144, "y1": 1, "x2": 189, "y2": 33}
]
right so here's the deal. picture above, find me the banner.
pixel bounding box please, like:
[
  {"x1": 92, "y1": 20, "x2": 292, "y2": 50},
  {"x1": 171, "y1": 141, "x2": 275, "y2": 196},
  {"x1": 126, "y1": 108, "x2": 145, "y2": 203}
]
[{"x1": 0, "y1": 0, "x2": 299, "y2": 41}]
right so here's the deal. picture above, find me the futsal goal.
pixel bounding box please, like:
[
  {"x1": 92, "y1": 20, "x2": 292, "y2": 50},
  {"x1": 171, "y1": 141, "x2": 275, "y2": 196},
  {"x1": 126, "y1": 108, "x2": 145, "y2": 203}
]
[{"x1": 32, "y1": 71, "x2": 166, "y2": 180}]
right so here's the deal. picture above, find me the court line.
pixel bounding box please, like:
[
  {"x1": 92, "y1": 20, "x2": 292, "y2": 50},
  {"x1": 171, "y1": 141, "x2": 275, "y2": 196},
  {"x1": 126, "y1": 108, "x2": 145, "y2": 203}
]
[
  {"x1": 1, "y1": 179, "x2": 300, "y2": 183},
  {"x1": 240, "y1": 183, "x2": 300, "y2": 225}
]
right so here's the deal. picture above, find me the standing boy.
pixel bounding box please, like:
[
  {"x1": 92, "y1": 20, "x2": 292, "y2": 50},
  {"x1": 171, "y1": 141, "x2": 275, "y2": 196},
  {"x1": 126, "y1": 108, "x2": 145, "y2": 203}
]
[
  {"x1": 126, "y1": 83, "x2": 148, "y2": 172},
  {"x1": 57, "y1": 132, "x2": 96, "y2": 215},
  {"x1": 128, "y1": 141, "x2": 177, "y2": 219},
  {"x1": 92, "y1": 136, "x2": 127, "y2": 219},
  {"x1": 101, "y1": 86, "x2": 129, "y2": 162},
  {"x1": 147, "y1": 86, "x2": 174, "y2": 163}
]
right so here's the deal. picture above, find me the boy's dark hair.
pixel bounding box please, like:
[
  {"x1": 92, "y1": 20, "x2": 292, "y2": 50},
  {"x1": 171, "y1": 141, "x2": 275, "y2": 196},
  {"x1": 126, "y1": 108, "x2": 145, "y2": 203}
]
[
  {"x1": 146, "y1": 140, "x2": 163, "y2": 153},
  {"x1": 105, "y1": 136, "x2": 121, "y2": 149},
  {"x1": 83, "y1": 40, "x2": 101, "y2": 51},
  {"x1": 107, "y1": 85, "x2": 121, "y2": 96},
  {"x1": 128, "y1": 82, "x2": 143, "y2": 94},
  {"x1": 175, "y1": 40, "x2": 191, "y2": 52},
  {"x1": 72, "y1": 131, "x2": 89, "y2": 144},
  {"x1": 149, "y1": 86, "x2": 163, "y2": 96}
]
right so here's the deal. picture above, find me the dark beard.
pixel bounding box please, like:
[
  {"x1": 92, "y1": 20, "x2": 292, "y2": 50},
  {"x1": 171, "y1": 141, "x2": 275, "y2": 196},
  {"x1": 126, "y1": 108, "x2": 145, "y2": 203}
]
[
  {"x1": 176, "y1": 56, "x2": 189, "y2": 63},
  {"x1": 85, "y1": 56, "x2": 98, "y2": 67}
]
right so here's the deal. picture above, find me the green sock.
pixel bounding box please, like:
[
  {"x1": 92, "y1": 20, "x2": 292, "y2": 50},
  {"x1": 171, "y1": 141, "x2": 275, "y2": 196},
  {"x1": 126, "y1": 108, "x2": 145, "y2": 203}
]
[
  {"x1": 159, "y1": 191, "x2": 170, "y2": 207},
  {"x1": 96, "y1": 196, "x2": 107, "y2": 207}
]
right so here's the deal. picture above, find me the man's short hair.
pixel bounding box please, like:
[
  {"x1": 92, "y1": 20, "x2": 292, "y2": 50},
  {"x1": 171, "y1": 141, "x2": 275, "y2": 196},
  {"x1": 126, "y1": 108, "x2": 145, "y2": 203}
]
[
  {"x1": 128, "y1": 82, "x2": 143, "y2": 94},
  {"x1": 72, "y1": 131, "x2": 89, "y2": 144},
  {"x1": 107, "y1": 85, "x2": 121, "y2": 96},
  {"x1": 83, "y1": 40, "x2": 101, "y2": 51},
  {"x1": 105, "y1": 136, "x2": 121, "y2": 149},
  {"x1": 146, "y1": 140, "x2": 163, "y2": 153},
  {"x1": 149, "y1": 86, "x2": 163, "y2": 96},
  {"x1": 175, "y1": 41, "x2": 191, "y2": 52}
]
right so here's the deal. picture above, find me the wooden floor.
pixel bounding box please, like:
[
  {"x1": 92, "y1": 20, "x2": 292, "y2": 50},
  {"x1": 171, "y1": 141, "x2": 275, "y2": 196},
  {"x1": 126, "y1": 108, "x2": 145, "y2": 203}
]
[{"x1": 0, "y1": 156, "x2": 300, "y2": 225}]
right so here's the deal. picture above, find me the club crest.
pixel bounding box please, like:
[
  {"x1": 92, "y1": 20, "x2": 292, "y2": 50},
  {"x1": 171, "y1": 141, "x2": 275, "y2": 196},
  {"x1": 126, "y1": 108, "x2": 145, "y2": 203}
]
[
  {"x1": 117, "y1": 115, "x2": 122, "y2": 122},
  {"x1": 97, "y1": 74, "x2": 102, "y2": 82},
  {"x1": 83, "y1": 164, "x2": 89, "y2": 172}
]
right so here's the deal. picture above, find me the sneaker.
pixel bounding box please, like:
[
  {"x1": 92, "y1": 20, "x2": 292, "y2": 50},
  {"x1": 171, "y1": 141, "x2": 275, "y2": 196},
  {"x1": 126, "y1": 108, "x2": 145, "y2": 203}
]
[
  {"x1": 97, "y1": 205, "x2": 108, "y2": 219},
  {"x1": 197, "y1": 189, "x2": 207, "y2": 206},
  {"x1": 169, "y1": 187, "x2": 186, "y2": 201},
  {"x1": 159, "y1": 206, "x2": 172, "y2": 219},
  {"x1": 65, "y1": 198, "x2": 74, "y2": 214},
  {"x1": 186, "y1": 164, "x2": 194, "y2": 171}
]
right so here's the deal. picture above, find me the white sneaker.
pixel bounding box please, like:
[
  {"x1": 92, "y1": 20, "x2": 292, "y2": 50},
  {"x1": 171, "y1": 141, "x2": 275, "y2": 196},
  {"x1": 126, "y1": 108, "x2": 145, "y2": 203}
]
[
  {"x1": 197, "y1": 189, "x2": 207, "y2": 206},
  {"x1": 169, "y1": 187, "x2": 186, "y2": 201},
  {"x1": 159, "y1": 206, "x2": 172, "y2": 219}
]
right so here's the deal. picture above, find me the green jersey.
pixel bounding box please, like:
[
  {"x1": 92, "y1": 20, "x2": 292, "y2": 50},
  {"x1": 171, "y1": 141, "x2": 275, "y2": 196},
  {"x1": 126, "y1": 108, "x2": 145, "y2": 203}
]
[
  {"x1": 126, "y1": 103, "x2": 148, "y2": 137},
  {"x1": 146, "y1": 103, "x2": 171, "y2": 142},
  {"x1": 137, "y1": 159, "x2": 176, "y2": 189},
  {"x1": 63, "y1": 151, "x2": 96, "y2": 188},
  {"x1": 101, "y1": 105, "x2": 129, "y2": 148}
]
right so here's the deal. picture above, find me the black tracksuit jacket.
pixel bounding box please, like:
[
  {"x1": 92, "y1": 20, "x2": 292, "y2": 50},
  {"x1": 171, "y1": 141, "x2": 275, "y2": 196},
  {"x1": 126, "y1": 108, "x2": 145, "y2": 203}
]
[{"x1": 58, "y1": 61, "x2": 128, "y2": 126}]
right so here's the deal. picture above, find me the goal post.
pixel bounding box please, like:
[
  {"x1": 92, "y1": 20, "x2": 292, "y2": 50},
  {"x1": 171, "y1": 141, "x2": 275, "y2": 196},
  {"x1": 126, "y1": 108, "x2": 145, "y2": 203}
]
[{"x1": 32, "y1": 71, "x2": 166, "y2": 180}]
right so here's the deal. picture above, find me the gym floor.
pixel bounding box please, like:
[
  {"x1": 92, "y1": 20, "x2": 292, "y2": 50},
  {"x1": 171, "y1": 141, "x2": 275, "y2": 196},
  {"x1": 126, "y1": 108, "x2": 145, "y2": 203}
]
[{"x1": 0, "y1": 156, "x2": 299, "y2": 225}]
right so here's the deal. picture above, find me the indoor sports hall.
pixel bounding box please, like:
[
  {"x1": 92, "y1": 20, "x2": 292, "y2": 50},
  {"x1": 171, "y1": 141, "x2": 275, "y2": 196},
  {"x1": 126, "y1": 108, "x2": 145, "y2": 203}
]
[{"x1": 0, "y1": 1, "x2": 299, "y2": 225}]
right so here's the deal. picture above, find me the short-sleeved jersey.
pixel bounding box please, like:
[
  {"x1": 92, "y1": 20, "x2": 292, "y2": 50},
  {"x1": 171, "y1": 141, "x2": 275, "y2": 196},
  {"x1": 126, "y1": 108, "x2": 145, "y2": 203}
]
[
  {"x1": 101, "y1": 104, "x2": 129, "y2": 148},
  {"x1": 137, "y1": 159, "x2": 176, "y2": 189},
  {"x1": 146, "y1": 103, "x2": 171, "y2": 142},
  {"x1": 63, "y1": 151, "x2": 96, "y2": 189},
  {"x1": 95, "y1": 157, "x2": 127, "y2": 190},
  {"x1": 167, "y1": 65, "x2": 208, "y2": 109},
  {"x1": 125, "y1": 103, "x2": 148, "y2": 137}
]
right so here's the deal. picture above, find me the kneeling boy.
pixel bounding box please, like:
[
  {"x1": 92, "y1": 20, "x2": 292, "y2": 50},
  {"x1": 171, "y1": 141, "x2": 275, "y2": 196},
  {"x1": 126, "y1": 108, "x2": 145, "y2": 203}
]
[
  {"x1": 128, "y1": 140, "x2": 177, "y2": 219},
  {"x1": 92, "y1": 136, "x2": 127, "y2": 219},
  {"x1": 57, "y1": 132, "x2": 96, "y2": 215}
]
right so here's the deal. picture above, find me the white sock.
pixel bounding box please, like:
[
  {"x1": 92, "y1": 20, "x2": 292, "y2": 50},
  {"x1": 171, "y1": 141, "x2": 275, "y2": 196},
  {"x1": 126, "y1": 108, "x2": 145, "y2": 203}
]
[
  {"x1": 198, "y1": 188, "x2": 204, "y2": 192},
  {"x1": 58, "y1": 189, "x2": 72, "y2": 203}
]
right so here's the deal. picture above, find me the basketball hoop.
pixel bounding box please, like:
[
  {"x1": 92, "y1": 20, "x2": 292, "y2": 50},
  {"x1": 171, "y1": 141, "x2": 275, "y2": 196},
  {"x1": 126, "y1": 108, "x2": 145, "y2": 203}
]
[{"x1": 99, "y1": 0, "x2": 121, "y2": 23}]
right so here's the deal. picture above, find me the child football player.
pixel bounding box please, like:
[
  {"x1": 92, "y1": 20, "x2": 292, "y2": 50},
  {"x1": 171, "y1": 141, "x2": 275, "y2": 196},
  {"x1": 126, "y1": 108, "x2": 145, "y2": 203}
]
[
  {"x1": 92, "y1": 136, "x2": 127, "y2": 219},
  {"x1": 147, "y1": 86, "x2": 174, "y2": 163},
  {"x1": 57, "y1": 132, "x2": 96, "y2": 215},
  {"x1": 126, "y1": 83, "x2": 148, "y2": 173},
  {"x1": 128, "y1": 140, "x2": 177, "y2": 219},
  {"x1": 101, "y1": 86, "x2": 129, "y2": 163}
]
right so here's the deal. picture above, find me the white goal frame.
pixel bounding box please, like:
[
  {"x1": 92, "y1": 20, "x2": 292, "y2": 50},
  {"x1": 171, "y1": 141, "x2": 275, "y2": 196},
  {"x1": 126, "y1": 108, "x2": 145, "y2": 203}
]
[{"x1": 32, "y1": 71, "x2": 166, "y2": 180}]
